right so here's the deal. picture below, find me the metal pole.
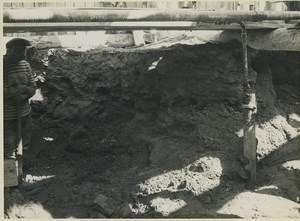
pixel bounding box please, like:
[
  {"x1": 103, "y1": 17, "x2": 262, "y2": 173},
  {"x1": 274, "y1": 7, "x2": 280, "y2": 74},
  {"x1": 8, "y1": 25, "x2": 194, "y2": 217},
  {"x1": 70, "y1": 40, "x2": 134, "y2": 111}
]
[
  {"x1": 4, "y1": 21, "x2": 295, "y2": 33},
  {"x1": 3, "y1": 9, "x2": 300, "y2": 23},
  {"x1": 239, "y1": 22, "x2": 257, "y2": 187}
]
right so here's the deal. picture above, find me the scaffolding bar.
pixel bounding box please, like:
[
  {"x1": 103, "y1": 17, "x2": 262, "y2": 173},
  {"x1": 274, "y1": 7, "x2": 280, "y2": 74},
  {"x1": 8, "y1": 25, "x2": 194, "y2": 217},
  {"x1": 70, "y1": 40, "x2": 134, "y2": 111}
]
[
  {"x1": 4, "y1": 9, "x2": 300, "y2": 23},
  {"x1": 5, "y1": 21, "x2": 296, "y2": 33}
]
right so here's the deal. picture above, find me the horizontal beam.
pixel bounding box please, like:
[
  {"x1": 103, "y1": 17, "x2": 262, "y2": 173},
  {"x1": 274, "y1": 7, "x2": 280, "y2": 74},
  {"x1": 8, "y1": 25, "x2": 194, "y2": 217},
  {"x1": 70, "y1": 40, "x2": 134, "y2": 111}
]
[
  {"x1": 4, "y1": 9, "x2": 300, "y2": 23},
  {"x1": 4, "y1": 21, "x2": 295, "y2": 33}
]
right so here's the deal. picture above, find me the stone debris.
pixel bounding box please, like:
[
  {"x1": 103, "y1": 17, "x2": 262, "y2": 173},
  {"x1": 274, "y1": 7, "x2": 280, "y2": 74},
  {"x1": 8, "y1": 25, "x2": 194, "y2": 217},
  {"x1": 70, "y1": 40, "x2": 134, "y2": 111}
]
[
  {"x1": 88, "y1": 208, "x2": 107, "y2": 218},
  {"x1": 118, "y1": 203, "x2": 133, "y2": 218},
  {"x1": 93, "y1": 194, "x2": 117, "y2": 217},
  {"x1": 177, "y1": 180, "x2": 187, "y2": 189}
]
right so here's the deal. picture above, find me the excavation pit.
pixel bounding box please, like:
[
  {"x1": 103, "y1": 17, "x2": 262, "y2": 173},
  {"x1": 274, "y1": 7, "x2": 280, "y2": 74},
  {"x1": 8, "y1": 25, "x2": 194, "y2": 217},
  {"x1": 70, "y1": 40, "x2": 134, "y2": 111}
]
[{"x1": 4, "y1": 36, "x2": 300, "y2": 218}]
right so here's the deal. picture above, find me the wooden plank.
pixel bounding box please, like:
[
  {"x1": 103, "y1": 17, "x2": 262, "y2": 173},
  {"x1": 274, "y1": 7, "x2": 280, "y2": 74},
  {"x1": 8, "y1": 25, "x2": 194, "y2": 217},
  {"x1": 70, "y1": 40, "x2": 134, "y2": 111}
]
[
  {"x1": 132, "y1": 30, "x2": 145, "y2": 46},
  {"x1": 4, "y1": 159, "x2": 18, "y2": 188}
]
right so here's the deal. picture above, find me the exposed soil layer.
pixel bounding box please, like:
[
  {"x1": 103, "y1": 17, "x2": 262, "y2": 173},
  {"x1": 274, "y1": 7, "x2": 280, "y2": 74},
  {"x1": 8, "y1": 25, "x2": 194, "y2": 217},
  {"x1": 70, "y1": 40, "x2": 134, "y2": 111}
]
[{"x1": 4, "y1": 41, "x2": 300, "y2": 218}]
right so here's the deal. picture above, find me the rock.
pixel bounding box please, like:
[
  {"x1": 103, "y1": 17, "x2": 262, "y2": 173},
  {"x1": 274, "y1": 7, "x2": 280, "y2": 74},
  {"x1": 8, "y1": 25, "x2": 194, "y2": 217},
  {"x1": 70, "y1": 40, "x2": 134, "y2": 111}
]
[
  {"x1": 288, "y1": 113, "x2": 300, "y2": 128},
  {"x1": 189, "y1": 164, "x2": 204, "y2": 173},
  {"x1": 237, "y1": 169, "x2": 248, "y2": 180},
  {"x1": 167, "y1": 181, "x2": 175, "y2": 187},
  {"x1": 118, "y1": 203, "x2": 132, "y2": 218},
  {"x1": 89, "y1": 208, "x2": 107, "y2": 218},
  {"x1": 177, "y1": 180, "x2": 187, "y2": 189},
  {"x1": 201, "y1": 195, "x2": 212, "y2": 204},
  {"x1": 93, "y1": 194, "x2": 117, "y2": 217}
]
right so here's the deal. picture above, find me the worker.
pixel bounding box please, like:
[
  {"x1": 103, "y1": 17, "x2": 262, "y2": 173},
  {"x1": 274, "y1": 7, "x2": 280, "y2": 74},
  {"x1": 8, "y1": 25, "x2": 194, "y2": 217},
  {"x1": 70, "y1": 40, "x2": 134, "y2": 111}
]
[{"x1": 3, "y1": 38, "x2": 36, "y2": 159}]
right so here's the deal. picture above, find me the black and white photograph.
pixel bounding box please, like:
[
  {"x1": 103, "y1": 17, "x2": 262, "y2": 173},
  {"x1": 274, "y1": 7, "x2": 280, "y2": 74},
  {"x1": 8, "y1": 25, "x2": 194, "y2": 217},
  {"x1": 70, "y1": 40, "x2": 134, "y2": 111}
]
[{"x1": 2, "y1": 0, "x2": 300, "y2": 219}]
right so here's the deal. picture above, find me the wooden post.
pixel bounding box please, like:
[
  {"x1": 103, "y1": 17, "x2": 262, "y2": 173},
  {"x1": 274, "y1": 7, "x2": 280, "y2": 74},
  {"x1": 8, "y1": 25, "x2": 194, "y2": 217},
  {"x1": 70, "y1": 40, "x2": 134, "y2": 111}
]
[{"x1": 239, "y1": 22, "x2": 257, "y2": 186}]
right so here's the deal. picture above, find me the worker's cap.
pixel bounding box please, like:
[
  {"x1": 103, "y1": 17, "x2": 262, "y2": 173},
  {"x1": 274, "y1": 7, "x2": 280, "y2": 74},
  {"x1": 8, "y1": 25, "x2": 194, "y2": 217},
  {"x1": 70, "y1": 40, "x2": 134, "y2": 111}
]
[{"x1": 6, "y1": 38, "x2": 31, "y2": 49}]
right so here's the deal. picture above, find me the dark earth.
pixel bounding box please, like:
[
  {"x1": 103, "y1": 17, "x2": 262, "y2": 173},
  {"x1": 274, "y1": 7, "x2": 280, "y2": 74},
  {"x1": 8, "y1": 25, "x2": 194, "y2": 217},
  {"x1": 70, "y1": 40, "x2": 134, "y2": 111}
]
[{"x1": 4, "y1": 39, "x2": 300, "y2": 218}]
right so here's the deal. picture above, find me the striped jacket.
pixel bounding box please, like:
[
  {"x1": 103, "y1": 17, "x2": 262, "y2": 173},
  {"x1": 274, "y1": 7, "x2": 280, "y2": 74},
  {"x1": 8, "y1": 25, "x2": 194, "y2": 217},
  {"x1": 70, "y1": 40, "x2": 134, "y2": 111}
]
[{"x1": 4, "y1": 57, "x2": 36, "y2": 120}]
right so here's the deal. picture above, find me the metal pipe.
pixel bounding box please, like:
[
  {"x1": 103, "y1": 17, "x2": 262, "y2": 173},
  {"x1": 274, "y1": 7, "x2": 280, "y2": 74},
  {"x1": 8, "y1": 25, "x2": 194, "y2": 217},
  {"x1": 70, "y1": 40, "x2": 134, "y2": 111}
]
[
  {"x1": 4, "y1": 8, "x2": 300, "y2": 23},
  {"x1": 239, "y1": 22, "x2": 249, "y2": 82},
  {"x1": 239, "y1": 22, "x2": 257, "y2": 187},
  {"x1": 4, "y1": 21, "x2": 293, "y2": 33}
]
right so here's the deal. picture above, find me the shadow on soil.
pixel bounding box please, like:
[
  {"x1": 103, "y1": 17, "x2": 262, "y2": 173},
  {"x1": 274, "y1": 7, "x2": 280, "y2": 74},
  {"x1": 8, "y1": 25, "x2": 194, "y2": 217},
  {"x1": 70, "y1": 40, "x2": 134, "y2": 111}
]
[{"x1": 4, "y1": 127, "x2": 299, "y2": 218}]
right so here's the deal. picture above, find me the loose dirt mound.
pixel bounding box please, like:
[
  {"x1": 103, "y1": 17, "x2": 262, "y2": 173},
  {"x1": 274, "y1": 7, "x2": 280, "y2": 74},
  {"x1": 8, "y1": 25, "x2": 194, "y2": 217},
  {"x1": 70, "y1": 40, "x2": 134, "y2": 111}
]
[{"x1": 4, "y1": 41, "x2": 300, "y2": 218}]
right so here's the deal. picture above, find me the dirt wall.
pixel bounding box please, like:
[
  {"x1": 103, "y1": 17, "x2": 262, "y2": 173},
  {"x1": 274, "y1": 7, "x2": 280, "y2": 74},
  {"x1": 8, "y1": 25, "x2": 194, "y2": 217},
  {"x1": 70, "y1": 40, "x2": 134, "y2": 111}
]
[
  {"x1": 29, "y1": 40, "x2": 300, "y2": 163},
  {"x1": 31, "y1": 41, "x2": 249, "y2": 155},
  {"x1": 16, "y1": 40, "x2": 300, "y2": 218}
]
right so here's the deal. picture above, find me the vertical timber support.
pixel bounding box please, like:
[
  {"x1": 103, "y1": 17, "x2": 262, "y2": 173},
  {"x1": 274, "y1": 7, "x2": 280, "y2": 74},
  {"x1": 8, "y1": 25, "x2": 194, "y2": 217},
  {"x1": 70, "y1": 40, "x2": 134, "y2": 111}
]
[{"x1": 238, "y1": 22, "x2": 257, "y2": 186}]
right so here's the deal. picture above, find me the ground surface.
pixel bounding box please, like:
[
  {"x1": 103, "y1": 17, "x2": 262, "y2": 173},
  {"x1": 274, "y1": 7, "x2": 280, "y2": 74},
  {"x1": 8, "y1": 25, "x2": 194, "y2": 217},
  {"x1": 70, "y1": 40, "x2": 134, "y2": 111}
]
[{"x1": 4, "y1": 38, "x2": 300, "y2": 219}]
